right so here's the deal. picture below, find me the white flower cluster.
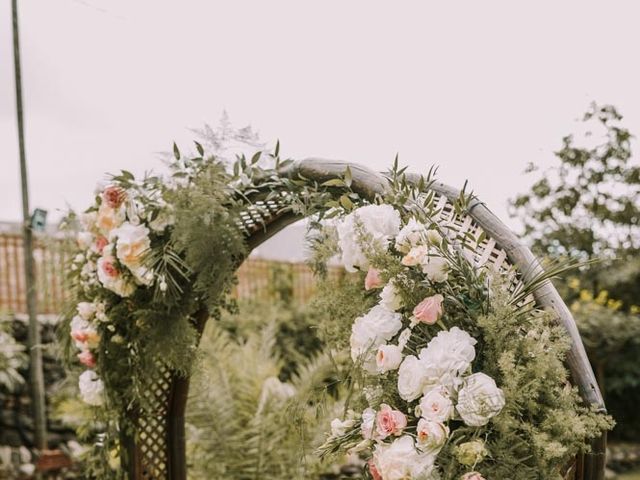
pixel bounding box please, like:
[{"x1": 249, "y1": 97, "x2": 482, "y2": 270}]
[{"x1": 327, "y1": 206, "x2": 505, "y2": 480}]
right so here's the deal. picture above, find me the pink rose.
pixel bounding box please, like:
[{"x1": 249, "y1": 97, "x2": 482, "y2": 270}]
[
  {"x1": 461, "y1": 473, "x2": 486, "y2": 480},
  {"x1": 100, "y1": 257, "x2": 119, "y2": 278},
  {"x1": 368, "y1": 460, "x2": 383, "y2": 480},
  {"x1": 102, "y1": 185, "x2": 126, "y2": 209},
  {"x1": 376, "y1": 404, "x2": 407, "y2": 438},
  {"x1": 364, "y1": 268, "x2": 384, "y2": 291},
  {"x1": 413, "y1": 294, "x2": 444, "y2": 325},
  {"x1": 95, "y1": 236, "x2": 108, "y2": 253},
  {"x1": 78, "y1": 350, "x2": 96, "y2": 368}
]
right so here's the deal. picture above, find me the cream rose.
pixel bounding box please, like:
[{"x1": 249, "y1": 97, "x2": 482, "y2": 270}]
[
  {"x1": 456, "y1": 372, "x2": 505, "y2": 427},
  {"x1": 376, "y1": 344, "x2": 403, "y2": 373},
  {"x1": 110, "y1": 222, "x2": 151, "y2": 270},
  {"x1": 418, "y1": 388, "x2": 454, "y2": 423},
  {"x1": 96, "y1": 203, "x2": 125, "y2": 234},
  {"x1": 416, "y1": 418, "x2": 449, "y2": 453}
]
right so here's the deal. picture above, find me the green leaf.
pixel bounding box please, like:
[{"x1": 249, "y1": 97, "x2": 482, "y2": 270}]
[
  {"x1": 173, "y1": 142, "x2": 181, "y2": 160},
  {"x1": 339, "y1": 194, "x2": 353, "y2": 210},
  {"x1": 274, "y1": 139, "x2": 280, "y2": 158},
  {"x1": 344, "y1": 166, "x2": 353, "y2": 188},
  {"x1": 251, "y1": 151, "x2": 261, "y2": 165},
  {"x1": 321, "y1": 179, "x2": 346, "y2": 188},
  {"x1": 194, "y1": 141, "x2": 204, "y2": 156}
]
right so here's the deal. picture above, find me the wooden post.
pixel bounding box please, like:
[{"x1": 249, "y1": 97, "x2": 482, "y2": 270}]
[{"x1": 12, "y1": 0, "x2": 48, "y2": 451}]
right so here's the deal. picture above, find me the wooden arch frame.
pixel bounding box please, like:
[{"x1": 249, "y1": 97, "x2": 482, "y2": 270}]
[{"x1": 121, "y1": 159, "x2": 607, "y2": 480}]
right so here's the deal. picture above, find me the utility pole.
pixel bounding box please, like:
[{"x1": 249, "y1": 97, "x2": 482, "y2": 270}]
[{"x1": 12, "y1": 0, "x2": 48, "y2": 451}]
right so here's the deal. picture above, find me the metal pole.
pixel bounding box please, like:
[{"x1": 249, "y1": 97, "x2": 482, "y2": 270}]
[{"x1": 12, "y1": 0, "x2": 48, "y2": 451}]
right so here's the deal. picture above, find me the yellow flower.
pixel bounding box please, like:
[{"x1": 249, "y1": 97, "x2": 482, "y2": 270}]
[
  {"x1": 579, "y1": 290, "x2": 593, "y2": 302},
  {"x1": 630, "y1": 305, "x2": 640, "y2": 315},
  {"x1": 568, "y1": 277, "x2": 581, "y2": 291},
  {"x1": 595, "y1": 290, "x2": 609, "y2": 306}
]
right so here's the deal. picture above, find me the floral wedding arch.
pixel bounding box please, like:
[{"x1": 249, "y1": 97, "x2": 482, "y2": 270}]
[{"x1": 63, "y1": 144, "x2": 610, "y2": 480}]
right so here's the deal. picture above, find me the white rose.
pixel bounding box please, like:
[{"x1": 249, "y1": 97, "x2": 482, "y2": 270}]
[
  {"x1": 78, "y1": 370, "x2": 105, "y2": 406},
  {"x1": 397, "y1": 355, "x2": 429, "y2": 402},
  {"x1": 416, "y1": 418, "x2": 449, "y2": 454},
  {"x1": 419, "y1": 327, "x2": 477, "y2": 378},
  {"x1": 77, "y1": 302, "x2": 96, "y2": 321},
  {"x1": 456, "y1": 372, "x2": 506, "y2": 427},
  {"x1": 110, "y1": 222, "x2": 151, "y2": 270},
  {"x1": 395, "y1": 218, "x2": 427, "y2": 253},
  {"x1": 376, "y1": 344, "x2": 403, "y2": 373},
  {"x1": 373, "y1": 435, "x2": 437, "y2": 480},
  {"x1": 337, "y1": 204, "x2": 401, "y2": 272},
  {"x1": 361, "y1": 408, "x2": 376, "y2": 440},
  {"x1": 421, "y1": 255, "x2": 449, "y2": 283},
  {"x1": 350, "y1": 305, "x2": 403, "y2": 369},
  {"x1": 417, "y1": 388, "x2": 454, "y2": 423},
  {"x1": 380, "y1": 281, "x2": 403, "y2": 311}
]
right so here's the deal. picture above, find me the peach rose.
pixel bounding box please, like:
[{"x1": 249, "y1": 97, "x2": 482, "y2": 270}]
[
  {"x1": 401, "y1": 245, "x2": 429, "y2": 266},
  {"x1": 365, "y1": 268, "x2": 384, "y2": 290},
  {"x1": 96, "y1": 203, "x2": 124, "y2": 234},
  {"x1": 78, "y1": 350, "x2": 96, "y2": 368},
  {"x1": 413, "y1": 294, "x2": 444, "y2": 324},
  {"x1": 102, "y1": 185, "x2": 126, "y2": 209},
  {"x1": 376, "y1": 404, "x2": 407, "y2": 439}
]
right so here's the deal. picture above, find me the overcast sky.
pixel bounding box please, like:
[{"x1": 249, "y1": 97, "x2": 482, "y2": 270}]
[{"x1": 1, "y1": 1, "x2": 639, "y2": 231}]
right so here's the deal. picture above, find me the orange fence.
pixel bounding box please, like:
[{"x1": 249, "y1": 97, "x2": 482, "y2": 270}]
[{"x1": 0, "y1": 233, "x2": 341, "y2": 314}]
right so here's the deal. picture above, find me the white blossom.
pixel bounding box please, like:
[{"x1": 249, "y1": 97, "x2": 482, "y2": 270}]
[{"x1": 456, "y1": 373, "x2": 505, "y2": 427}]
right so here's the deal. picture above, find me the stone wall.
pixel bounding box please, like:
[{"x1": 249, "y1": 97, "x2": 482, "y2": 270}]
[{"x1": 0, "y1": 315, "x2": 78, "y2": 479}]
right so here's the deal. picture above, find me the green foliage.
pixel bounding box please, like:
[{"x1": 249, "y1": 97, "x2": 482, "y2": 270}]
[
  {"x1": 510, "y1": 103, "x2": 640, "y2": 440},
  {"x1": 0, "y1": 312, "x2": 26, "y2": 392},
  {"x1": 472, "y1": 284, "x2": 613, "y2": 479},
  {"x1": 186, "y1": 320, "x2": 342, "y2": 480}
]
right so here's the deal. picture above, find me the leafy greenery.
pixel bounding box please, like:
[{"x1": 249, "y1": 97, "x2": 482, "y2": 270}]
[
  {"x1": 510, "y1": 103, "x2": 640, "y2": 440},
  {"x1": 186, "y1": 307, "x2": 346, "y2": 480},
  {"x1": 0, "y1": 312, "x2": 26, "y2": 392}
]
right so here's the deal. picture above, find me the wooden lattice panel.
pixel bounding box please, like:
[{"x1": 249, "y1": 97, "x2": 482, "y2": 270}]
[{"x1": 137, "y1": 363, "x2": 173, "y2": 479}]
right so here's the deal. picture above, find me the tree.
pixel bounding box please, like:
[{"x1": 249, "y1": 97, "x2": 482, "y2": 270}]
[
  {"x1": 510, "y1": 103, "x2": 640, "y2": 308},
  {"x1": 510, "y1": 103, "x2": 640, "y2": 440}
]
